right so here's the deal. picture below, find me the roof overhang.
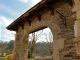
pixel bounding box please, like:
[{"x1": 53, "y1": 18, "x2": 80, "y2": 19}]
[{"x1": 7, "y1": 0, "x2": 73, "y2": 31}]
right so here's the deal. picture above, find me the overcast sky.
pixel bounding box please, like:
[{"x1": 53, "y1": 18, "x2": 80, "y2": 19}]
[{"x1": 0, "y1": 0, "x2": 52, "y2": 42}]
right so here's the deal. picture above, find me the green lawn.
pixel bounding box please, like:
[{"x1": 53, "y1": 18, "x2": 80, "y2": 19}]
[
  {"x1": 0, "y1": 57, "x2": 4, "y2": 60},
  {"x1": 28, "y1": 56, "x2": 52, "y2": 60},
  {"x1": 0, "y1": 56, "x2": 52, "y2": 60}
]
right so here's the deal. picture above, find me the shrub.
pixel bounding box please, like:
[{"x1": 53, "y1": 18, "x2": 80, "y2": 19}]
[{"x1": 5, "y1": 54, "x2": 13, "y2": 60}]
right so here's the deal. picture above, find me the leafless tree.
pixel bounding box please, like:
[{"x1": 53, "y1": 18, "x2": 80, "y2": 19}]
[
  {"x1": 29, "y1": 30, "x2": 43, "y2": 58},
  {"x1": 42, "y1": 32, "x2": 53, "y2": 55}
]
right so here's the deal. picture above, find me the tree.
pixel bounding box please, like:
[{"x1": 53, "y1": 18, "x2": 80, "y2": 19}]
[
  {"x1": 6, "y1": 40, "x2": 14, "y2": 54},
  {"x1": 29, "y1": 30, "x2": 43, "y2": 58},
  {"x1": 0, "y1": 41, "x2": 8, "y2": 56},
  {"x1": 42, "y1": 32, "x2": 53, "y2": 55}
]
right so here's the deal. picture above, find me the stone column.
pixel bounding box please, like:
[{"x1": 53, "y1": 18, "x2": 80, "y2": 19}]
[
  {"x1": 53, "y1": 38, "x2": 65, "y2": 60},
  {"x1": 72, "y1": 0, "x2": 80, "y2": 56},
  {"x1": 13, "y1": 27, "x2": 29, "y2": 60},
  {"x1": 73, "y1": 38, "x2": 80, "y2": 55},
  {"x1": 73, "y1": 0, "x2": 80, "y2": 37}
]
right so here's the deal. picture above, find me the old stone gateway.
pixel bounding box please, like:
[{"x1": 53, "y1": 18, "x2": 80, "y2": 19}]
[{"x1": 7, "y1": 0, "x2": 80, "y2": 60}]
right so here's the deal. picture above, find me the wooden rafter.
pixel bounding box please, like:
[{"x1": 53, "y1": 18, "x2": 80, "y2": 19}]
[
  {"x1": 24, "y1": 17, "x2": 32, "y2": 26},
  {"x1": 28, "y1": 20, "x2": 32, "y2": 26},
  {"x1": 68, "y1": 0, "x2": 73, "y2": 7},
  {"x1": 44, "y1": 0, "x2": 54, "y2": 15},
  {"x1": 20, "y1": 24, "x2": 24, "y2": 30},
  {"x1": 15, "y1": 24, "x2": 19, "y2": 32},
  {"x1": 30, "y1": 10, "x2": 41, "y2": 21},
  {"x1": 56, "y1": 11, "x2": 67, "y2": 28}
]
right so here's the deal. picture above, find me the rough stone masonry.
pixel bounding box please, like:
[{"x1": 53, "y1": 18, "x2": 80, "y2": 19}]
[{"x1": 7, "y1": 0, "x2": 80, "y2": 60}]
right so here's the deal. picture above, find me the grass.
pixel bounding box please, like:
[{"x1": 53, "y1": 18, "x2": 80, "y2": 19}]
[
  {"x1": 0, "y1": 57, "x2": 4, "y2": 60},
  {"x1": 0, "y1": 56, "x2": 52, "y2": 60},
  {"x1": 28, "y1": 56, "x2": 53, "y2": 60}
]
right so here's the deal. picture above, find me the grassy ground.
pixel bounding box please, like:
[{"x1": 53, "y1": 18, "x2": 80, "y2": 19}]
[
  {"x1": 0, "y1": 56, "x2": 52, "y2": 60},
  {"x1": 0, "y1": 57, "x2": 4, "y2": 60},
  {"x1": 28, "y1": 56, "x2": 53, "y2": 60}
]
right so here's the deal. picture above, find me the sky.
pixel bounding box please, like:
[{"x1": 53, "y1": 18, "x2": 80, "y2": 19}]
[{"x1": 0, "y1": 0, "x2": 52, "y2": 42}]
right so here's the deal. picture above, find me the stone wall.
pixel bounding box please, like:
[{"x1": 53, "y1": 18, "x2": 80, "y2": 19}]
[
  {"x1": 13, "y1": 0, "x2": 79, "y2": 60},
  {"x1": 24, "y1": 1, "x2": 77, "y2": 59}
]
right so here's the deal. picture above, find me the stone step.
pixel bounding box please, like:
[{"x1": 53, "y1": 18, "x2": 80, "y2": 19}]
[
  {"x1": 61, "y1": 57, "x2": 71, "y2": 60},
  {"x1": 73, "y1": 55, "x2": 80, "y2": 59},
  {"x1": 61, "y1": 57, "x2": 80, "y2": 60},
  {"x1": 69, "y1": 47, "x2": 76, "y2": 51}
]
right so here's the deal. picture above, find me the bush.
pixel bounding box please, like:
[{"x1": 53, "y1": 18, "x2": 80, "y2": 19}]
[{"x1": 5, "y1": 54, "x2": 13, "y2": 60}]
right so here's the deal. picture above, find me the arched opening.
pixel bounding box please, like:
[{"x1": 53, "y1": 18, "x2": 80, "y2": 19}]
[{"x1": 28, "y1": 27, "x2": 53, "y2": 59}]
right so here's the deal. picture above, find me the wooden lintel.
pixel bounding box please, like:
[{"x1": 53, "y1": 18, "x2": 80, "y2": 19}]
[
  {"x1": 28, "y1": 20, "x2": 32, "y2": 26},
  {"x1": 68, "y1": 0, "x2": 73, "y2": 7},
  {"x1": 36, "y1": 13, "x2": 41, "y2": 21},
  {"x1": 56, "y1": 11, "x2": 67, "y2": 28},
  {"x1": 31, "y1": 11, "x2": 41, "y2": 21},
  {"x1": 45, "y1": 2, "x2": 54, "y2": 15},
  {"x1": 23, "y1": 18, "x2": 27, "y2": 21},
  {"x1": 21, "y1": 24, "x2": 24, "y2": 30},
  {"x1": 15, "y1": 25, "x2": 19, "y2": 32},
  {"x1": 24, "y1": 17, "x2": 32, "y2": 26}
]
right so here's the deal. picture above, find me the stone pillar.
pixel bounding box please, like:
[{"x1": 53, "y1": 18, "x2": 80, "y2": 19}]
[
  {"x1": 73, "y1": 0, "x2": 80, "y2": 37},
  {"x1": 73, "y1": 38, "x2": 80, "y2": 55},
  {"x1": 73, "y1": 0, "x2": 80, "y2": 56},
  {"x1": 53, "y1": 36, "x2": 65, "y2": 60},
  {"x1": 13, "y1": 27, "x2": 29, "y2": 60},
  {"x1": 53, "y1": 49, "x2": 60, "y2": 60}
]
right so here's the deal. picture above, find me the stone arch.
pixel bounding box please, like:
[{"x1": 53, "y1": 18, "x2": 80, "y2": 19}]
[
  {"x1": 7, "y1": 0, "x2": 80, "y2": 60},
  {"x1": 27, "y1": 19, "x2": 61, "y2": 40}
]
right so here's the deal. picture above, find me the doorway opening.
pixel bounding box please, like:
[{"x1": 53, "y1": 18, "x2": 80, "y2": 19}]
[{"x1": 28, "y1": 27, "x2": 53, "y2": 58}]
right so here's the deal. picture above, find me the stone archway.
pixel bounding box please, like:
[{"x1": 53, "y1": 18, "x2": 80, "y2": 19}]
[
  {"x1": 13, "y1": 17, "x2": 62, "y2": 60},
  {"x1": 7, "y1": 0, "x2": 80, "y2": 60}
]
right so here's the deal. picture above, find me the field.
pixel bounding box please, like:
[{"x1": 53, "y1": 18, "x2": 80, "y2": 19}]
[
  {"x1": 0, "y1": 57, "x2": 4, "y2": 60},
  {"x1": 28, "y1": 56, "x2": 52, "y2": 60},
  {"x1": 0, "y1": 56, "x2": 52, "y2": 60}
]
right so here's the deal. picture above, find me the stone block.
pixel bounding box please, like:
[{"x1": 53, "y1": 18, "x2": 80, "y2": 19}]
[
  {"x1": 60, "y1": 51, "x2": 69, "y2": 55},
  {"x1": 53, "y1": 49, "x2": 60, "y2": 60},
  {"x1": 69, "y1": 47, "x2": 76, "y2": 52},
  {"x1": 75, "y1": 42, "x2": 80, "y2": 47},
  {"x1": 73, "y1": 37, "x2": 80, "y2": 42},
  {"x1": 74, "y1": 0, "x2": 80, "y2": 4},
  {"x1": 65, "y1": 40, "x2": 71, "y2": 45},
  {"x1": 77, "y1": 10, "x2": 80, "y2": 19},
  {"x1": 74, "y1": 20, "x2": 80, "y2": 37},
  {"x1": 53, "y1": 38, "x2": 65, "y2": 50},
  {"x1": 72, "y1": 3, "x2": 80, "y2": 12},
  {"x1": 76, "y1": 47, "x2": 80, "y2": 55}
]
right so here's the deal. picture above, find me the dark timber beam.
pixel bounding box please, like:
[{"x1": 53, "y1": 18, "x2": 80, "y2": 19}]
[
  {"x1": 68, "y1": 0, "x2": 73, "y2": 7},
  {"x1": 17, "y1": 19, "x2": 25, "y2": 30},
  {"x1": 24, "y1": 17, "x2": 32, "y2": 26},
  {"x1": 15, "y1": 24, "x2": 19, "y2": 32},
  {"x1": 56, "y1": 11, "x2": 67, "y2": 28},
  {"x1": 44, "y1": 0, "x2": 54, "y2": 15},
  {"x1": 28, "y1": 20, "x2": 32, "y2": 26},
  {"x1": 20, "y1": 23, "x2": 24, "y2": 30},
  {"x1": 22, "y1": 18, "x2": 27, "y2": 21},
  {"x1": 30, "y1": 10, "x2": 41, "y2": 21}
]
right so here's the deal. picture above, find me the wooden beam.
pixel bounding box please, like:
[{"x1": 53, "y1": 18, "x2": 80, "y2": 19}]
[
  {"x1": 20, "y1": 24, "x2": 24, "y2": 30},
  {"x1": 22, "y1": 18, "x2": 27, "y2": 21},
  {"x1": 15, "y1": 25, "x2": 19, "y2": 32},
  {"x1": 28, "y1": 20, "x2": 31, "y2": 26},
  {"x1": 44, "y1": 1, "x2": 54, "y2": 15},
  {"x1": 25, "y1": 17, "x2": 32, "y2": 26},
  {"x1": 56, "y1": 11, "x2": 67, "y2": 28},
  {"x1": 30, "y1": 10, "x2": 41, "y2": 21},
  {"x1": 68, "y1": 0, "x2": 73, "y2": 7}
]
